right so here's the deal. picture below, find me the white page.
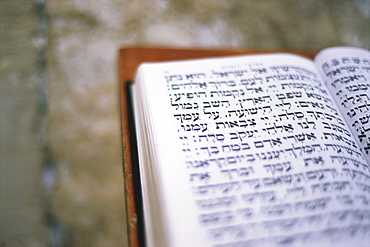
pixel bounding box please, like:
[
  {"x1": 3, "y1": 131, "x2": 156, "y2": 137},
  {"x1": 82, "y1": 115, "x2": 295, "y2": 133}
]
[
  {"x1": 134, "y1": 53, "x2": 370, "y2": 247},
  {"x1": 314, "y1": 47, "x2": 370, "y2": 164}
]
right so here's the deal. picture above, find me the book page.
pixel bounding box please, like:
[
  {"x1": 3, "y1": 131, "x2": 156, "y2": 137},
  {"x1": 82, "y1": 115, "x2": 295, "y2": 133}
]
[
  {"x1": 314, "y1": 47, "x2": 370, "y2": 165},
  {"x1": 135, "y1": 53, "x2": 370, "y2": 247}
]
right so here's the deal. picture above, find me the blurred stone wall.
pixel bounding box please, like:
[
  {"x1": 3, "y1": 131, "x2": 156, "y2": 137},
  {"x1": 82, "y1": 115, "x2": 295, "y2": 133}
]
[
  {"x1": 1, "y1": 0, "x2": 369, "y2": 246},
  {"x1": 1, "y1": 0, "x2": 46, "y2": 246}
]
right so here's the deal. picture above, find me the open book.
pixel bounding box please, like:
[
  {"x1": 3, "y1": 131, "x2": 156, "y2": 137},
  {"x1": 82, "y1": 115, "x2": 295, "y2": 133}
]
[{"x1": 129, "y1": 47, "x2": 370, "y2": 247}]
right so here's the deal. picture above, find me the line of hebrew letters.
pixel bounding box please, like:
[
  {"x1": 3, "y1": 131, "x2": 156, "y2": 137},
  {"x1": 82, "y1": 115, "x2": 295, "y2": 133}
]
[
  {"x1": 196, "y1": 133, "x2": 226, "y2": 142},
  {"x1": 306, "y1": 110, "x2": 345, "y2": 125},
  {"x1": 209, "y1": 89, "x2": 245, "y2": 98},
  {"x1": 296, "y1": 118, "x2": 317, "y2": 130},
  {"x1": 325, "y1": 65, "x2": 362, "y2": 78},
  {"x1": 311, "y1": 181, "x2": 352, "y2": 194},
  {"x1": 352, "y1": 113, "x2": 370, "y2": 127},
  {"x1": 335, "y1": 194, "x2": 370, "y2": 206},
  {"x1": 170, "y1": 81, "x2": 208, "y2": 90},
  {"x1": 211, "y1": 69, "x2": 249, "y2": 78},
  {"x1": 342, "y1": 168, "x2": 370, "y2": 182},
  {"x1": 221, "y1": 143, "x2": 251, "y2": 152},
  {"x1": 323, "y1": 121, "x2": 351, "y2": 136},
  {"x1": 196, "y1": 137, "x2": 331, "y2": 158},
  {"x1": 322, "y1": 132, "x2": 358, "y2": 148},
  {"x1": 241, "y1": 191, "x2": 276, "y2": 204},
  {"x1": 321, "y1": 56, "x2": 370, "y2": 72},
  {"x1": 263, "y1": 162, "x2": 292, "y2": 175},
  {"x1": 274, "y1": 102, "x2": 292, "y2": 110},
  {"x1": 193, "y1": 181, "x2": 241, "y2": 195},
  {"x1": 357, "y1": 123, "x2": 370, "y2": 140},
  {"x1": 171, "y1": 101, "x2": 199, "y2": 110},
  {"x1": 208, "y1": 65, "x2": 321, "y2": 79},
  {"x1": 275, "y1": 91, "x2": 302, "y2": 100},
  {"x1": 270, "y1": 65, "x2": 319, "y2": 77},
  {"x1": 199, "y1": 210, "x2": 234, "y2": 225},
  {"x1": 186, "y1": 143, "x2": 325, "y2": 168},
  {"x1": 192, "y1": 168, "x2": 340, "y2": 195},
  {"x1": 330, "y1": 155, "x2": 369, "y2": 172},
  {"x1": 324, "y1": 143, "x2": 364, "y2": 158},
  {"x1": 184, "y1": 131, "x2": 259, "y2": 144},
  {"x1": 363, "y1": 142, "x2": 370, "y2": 155},
  {"x1": 274, "y1": 111, "x2": 307, "y2": 121},
  {"x1": 203, "y1": 100, "x2": 230, "y2": 108},
  {"x1": 240, "y1": 77, "x2": 263, "y2": 86},
  {"x1": 165, "y1": 74, "x2": 183, "y2": 83},
  {"x1": 207, "y1": 212, "x2": 370, "y2": 242},
  {"x1": 261, "y1": 195, "x2": 370, "y2": 216},
  {"x1": 280, "y1": 82, "x2": 327, "y2": 95},
  {"x1": 215, "y1": 119, "x2": 257, "y2": 129},
  {"x1": 221, "y1": 167, "x2": 255, "y2": 180},
  {"x1": 355, "y1": 182, "x2": 370, "y2": 194},
  {"x1": 196, "y1": 196, "x2": 237, "y2": 209},
  {"x1": 227, "y1": 106, "x2": 272, "y2": 117},
  {"x1": 181, "y1": 123, "x2": 208, "y2": 132},
  {"x1": 260, "y1": 168, "x2": 339, "y2": 187},
  {"x1": 203, "y1": 110, "x2": 219, "y2": 120},
  {"x1": 170, "y1": 92, "x2": 207, "y2": 101},
  {"x1": 208, "y1": 80, "x2": 237, "y2": 89},
  {"x1": 296, "y1": 100, "x2": 326, "y2": 109},
  {"x1": 306, "y1": 92, "x2": 332, "y2": 103},
  {"x1": 303, "y1": 156, "x2": 324, "y2": 166},
  {"x1": 228, "y1": 130, "x2": 258, "y2": 140},
  {"x1": 174, "y1": 113, "x2": 201, "y2": 123},
  {"x1": 261, "y1": 123, "x2": 294, "y2": 134},
  {"x1": 340, "y1": 83, "x2": 370, "y2": 94},
  {"x1": 340, "y1": 94, "x2": 369, "y2": 108},
  {"x1": 346, "y1": 102, "x2": 370, "y2": 118},
  {"x1": 246, "y1": 86, "x2": 264, "y2": 94},
  {"x1": 259, "y1": 196, "x2": 331, "y2": 216},
  {"x1": 190, "y1": 172, "x2": 210, "y2": 183},
  {"x1": 238, "y1": 95, "x2": 272, "y2": 106},
  {"x1": 265, "y1": 73, "x2": 321, "y2": 84}
]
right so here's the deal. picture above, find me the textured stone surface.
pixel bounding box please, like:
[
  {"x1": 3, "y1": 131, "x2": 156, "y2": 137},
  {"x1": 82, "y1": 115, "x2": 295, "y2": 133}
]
[
  {"x1": 46, "y1": 1, "x2": 129, "y2": 246},
  {"x1": 122, "y1": 0, "x2": 369, "y2": 49},
  {"x1": 0, "y1": 0, "x2": 45, "y2": 246},
  {"x1": 1, "y1": 0, "x2": 369, "y2": 246}
]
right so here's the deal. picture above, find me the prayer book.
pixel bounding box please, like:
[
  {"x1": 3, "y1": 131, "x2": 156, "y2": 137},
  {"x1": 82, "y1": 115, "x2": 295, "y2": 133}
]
[{"x1": 120, "y1": 47, "x2": 370, "y2": 247}]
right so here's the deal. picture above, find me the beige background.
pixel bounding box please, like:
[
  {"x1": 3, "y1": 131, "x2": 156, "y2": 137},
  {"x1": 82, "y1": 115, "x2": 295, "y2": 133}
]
[{"x1": 1, "y1": 0, "x2": 369, "y2": 246}]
